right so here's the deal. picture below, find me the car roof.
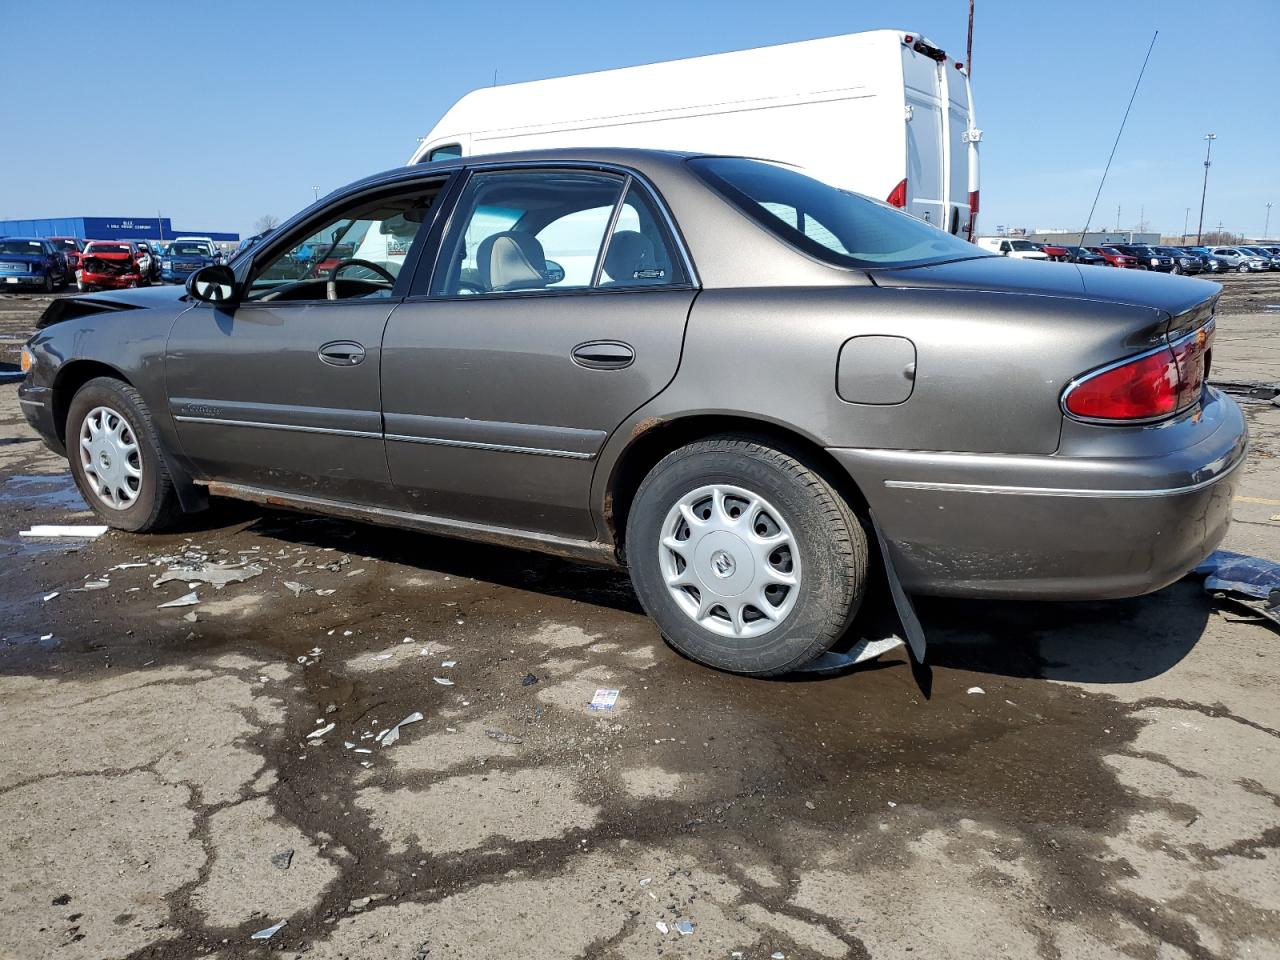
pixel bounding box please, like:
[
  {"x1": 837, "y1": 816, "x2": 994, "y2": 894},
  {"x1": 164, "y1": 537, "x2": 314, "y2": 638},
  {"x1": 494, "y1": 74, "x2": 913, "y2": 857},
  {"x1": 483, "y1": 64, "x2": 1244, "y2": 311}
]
[{"x1": 326, "y1": 147, "x2": 729, "y2": 201}]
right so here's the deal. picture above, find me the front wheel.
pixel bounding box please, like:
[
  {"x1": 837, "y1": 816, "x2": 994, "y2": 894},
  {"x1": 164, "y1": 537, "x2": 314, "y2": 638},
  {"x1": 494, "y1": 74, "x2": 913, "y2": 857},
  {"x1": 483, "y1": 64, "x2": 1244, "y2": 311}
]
[
  {"x1": 66, "y1": 377, "x2": 182, "y2": 532},
  {"x1": 626, "y1": 436, "x2": 869, "y2": 676},
  {"x1": 1238, "y1": 264, "x2": 1250, "y2": 273}
]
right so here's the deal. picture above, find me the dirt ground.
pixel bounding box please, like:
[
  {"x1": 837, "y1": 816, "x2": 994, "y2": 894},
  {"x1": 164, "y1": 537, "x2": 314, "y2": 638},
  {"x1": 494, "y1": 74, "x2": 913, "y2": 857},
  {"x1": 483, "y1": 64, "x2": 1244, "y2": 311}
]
[{"x1": 0, "y1": 274, "x2": 1277, "y2": 960}]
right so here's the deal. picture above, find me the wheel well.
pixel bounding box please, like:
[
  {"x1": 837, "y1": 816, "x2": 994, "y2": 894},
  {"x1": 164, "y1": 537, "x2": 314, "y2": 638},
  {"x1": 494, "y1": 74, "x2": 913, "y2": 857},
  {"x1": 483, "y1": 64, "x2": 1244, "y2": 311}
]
[
  {"x1": 51, "y1": 361, "x2": 133, "y2": 445},
  {"x1": 605, "y1": 415, "x2": 870, "y2": 557}
]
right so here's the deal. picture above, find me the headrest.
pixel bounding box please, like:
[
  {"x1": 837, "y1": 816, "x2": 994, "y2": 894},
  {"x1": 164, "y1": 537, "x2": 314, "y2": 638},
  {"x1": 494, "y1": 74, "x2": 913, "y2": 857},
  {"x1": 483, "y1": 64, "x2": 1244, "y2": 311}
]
[
  {"x1": 604, "y1": 231, "x2": 657, "y2": 283},
  {"x1": 476, "y1": 231, "x2": 548, "y2": 292}
]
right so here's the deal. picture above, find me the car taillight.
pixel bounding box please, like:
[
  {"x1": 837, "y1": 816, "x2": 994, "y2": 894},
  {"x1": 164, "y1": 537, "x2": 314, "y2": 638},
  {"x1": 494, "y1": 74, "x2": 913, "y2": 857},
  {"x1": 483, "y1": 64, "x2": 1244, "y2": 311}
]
[
  {"x1": 1063, "y1": 322, "x2": 1214, "y2": 422},
  {"x1": 887, "y1": 179, "x2": 908, "y2": 208}
]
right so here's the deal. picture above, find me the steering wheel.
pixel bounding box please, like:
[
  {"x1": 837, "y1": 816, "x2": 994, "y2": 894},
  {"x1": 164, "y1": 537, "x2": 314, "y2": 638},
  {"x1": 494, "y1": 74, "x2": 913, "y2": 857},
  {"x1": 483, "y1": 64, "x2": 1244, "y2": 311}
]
[{"x1": 326, "y1": 258, "x2": 395, "y2": 300}]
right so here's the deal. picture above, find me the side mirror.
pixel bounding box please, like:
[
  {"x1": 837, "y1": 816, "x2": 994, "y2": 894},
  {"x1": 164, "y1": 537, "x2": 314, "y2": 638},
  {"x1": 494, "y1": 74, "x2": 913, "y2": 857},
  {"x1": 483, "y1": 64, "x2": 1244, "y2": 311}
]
[
  {"x1": 186, "y1": 264, "x2": 239, "y2": 305},
  {"x1": 542, "y1": 259, "x2": 566, "y2": 284}
]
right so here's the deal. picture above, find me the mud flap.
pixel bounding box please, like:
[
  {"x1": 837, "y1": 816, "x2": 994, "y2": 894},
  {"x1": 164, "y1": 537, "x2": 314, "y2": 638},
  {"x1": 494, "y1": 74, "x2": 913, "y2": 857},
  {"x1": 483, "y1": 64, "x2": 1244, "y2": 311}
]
[{"x1": 872, "y1": 515, "x2": 927, "y2": 664}]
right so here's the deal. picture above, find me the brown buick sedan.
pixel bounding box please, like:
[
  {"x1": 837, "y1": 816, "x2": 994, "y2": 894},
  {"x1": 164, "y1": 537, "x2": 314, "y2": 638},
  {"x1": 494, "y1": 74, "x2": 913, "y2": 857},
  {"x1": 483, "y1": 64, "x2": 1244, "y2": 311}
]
[{"x1": 19, "y1": 149, "x2": 1246, "y2": 675}]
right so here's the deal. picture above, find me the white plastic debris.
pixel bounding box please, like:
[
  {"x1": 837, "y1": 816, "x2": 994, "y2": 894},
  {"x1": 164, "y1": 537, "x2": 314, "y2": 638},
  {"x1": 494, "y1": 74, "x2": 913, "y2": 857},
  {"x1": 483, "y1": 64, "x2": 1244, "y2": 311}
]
[
  {"x1": 887, "y1": 801, "x2": 897, "y2": 808},
  {"x1": 589, "y1": 689, "x2": 620, "y2": 711},
  {"x1": 42, "y1": 591, "x2": 59, "y2": 602},
  {"x1": 157, "y1": 591, "x2": 199, "y2": 609},
  {"x1": 432, "y1": 677, "x2": 454, "y2": 686},
  {"x1": 20, "y1": 525, "x2": 108, "y2": 538},
  {"x1": 656, "y1": 922, "x2": 669, "y2": 935},
  {"x1": 771, "y1": 953, "x2": 786, "y2": 960},
  {"x1": 109, "y1": 562, "x2": 148, "y2": 570},
  {"x1": 380, "y1": 711, "x2": 424, "y2": 747},
  {"x1": 154, "y1": 563, "x2": 262, "y2": 589},
  {"x1": 251, "y1": 919, "x2": 287, "y2": 940},
  {"x1": 316, "y1": 589, "x2": 336, "y2": 596},
  {"x1": 283, "y1": 580, "x2": 308, "y2": 597},
  {"x1": 675, "y1": 920, "x2": 695, "y2": 936},
  {"x1": 639, "y1": 878, "x2": 651, "y2": 886},
  {"x1": 40, "y1": 633, "x2": 53, "y2": 641},
  {"x1": 967, "y1": 686, "x2": 986, "y2": 695},
  {"x1": 441, "y1": 660, "x2": 457, "y2": 668},
  {"x1": 371, "y1": 654, "x2": 393, "y2": 662},
  {"x1": 80, "y1": 579, "x2": 110, "y2": 591},
  {"x1": 309, "y1": 722, "x2": 335, "y2": 740}
]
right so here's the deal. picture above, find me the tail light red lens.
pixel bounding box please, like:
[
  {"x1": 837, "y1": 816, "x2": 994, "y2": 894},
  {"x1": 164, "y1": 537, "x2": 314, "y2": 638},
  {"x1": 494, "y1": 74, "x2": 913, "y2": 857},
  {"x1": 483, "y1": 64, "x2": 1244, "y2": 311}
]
[
  {"x1": 1063, "y1": 322, "x2": 1214, "y2": 422},
  {"x1": 886, "y1": 178, "x2": 908, "y2": 208}
]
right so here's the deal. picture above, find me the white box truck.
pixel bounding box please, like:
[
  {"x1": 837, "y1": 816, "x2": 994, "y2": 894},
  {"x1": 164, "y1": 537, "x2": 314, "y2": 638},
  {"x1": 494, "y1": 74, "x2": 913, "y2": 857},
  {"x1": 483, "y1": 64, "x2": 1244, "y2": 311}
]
[{"x1": 409, "y1": 29, "x2": 981, "y2": 238}]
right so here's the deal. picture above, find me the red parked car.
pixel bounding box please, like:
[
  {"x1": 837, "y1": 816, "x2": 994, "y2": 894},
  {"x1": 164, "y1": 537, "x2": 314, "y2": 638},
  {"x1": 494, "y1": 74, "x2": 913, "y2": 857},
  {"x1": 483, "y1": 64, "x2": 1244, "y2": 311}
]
[
  {"x1": 47, "y1": 237, "x2": 86, "y2": 272},
  {"x1": 1087, "y1": 246, "x2": 1141, "y2": 269},
  {"x1": 1036, "y1": 242, "x2": 1071, "y2": 261},
  {"x1": 78, "y1": 240, "x2": 150, "y2": 291}
]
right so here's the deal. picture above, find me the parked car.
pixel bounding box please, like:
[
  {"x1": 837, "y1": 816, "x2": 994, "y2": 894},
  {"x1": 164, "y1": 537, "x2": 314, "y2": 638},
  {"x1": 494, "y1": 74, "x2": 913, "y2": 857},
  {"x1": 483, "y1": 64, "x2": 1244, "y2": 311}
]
[
  {"x1": 1210, "y1": 247, "x2": 1269, "y2": 273},
  {"x1": 161, "y1": 239, "x2": 220, "y2": 284},
  {"x1": 18, "y1": 149, "x2": 1245, "y2": 676},
  {"x1": 1107, "y1": 244, "x2": 1174, "y2": 272},
  {"x1": 1152, "y1": 246, "x2": 1202, "y2": 275},
  {"x1": 135, "y1": 242, "x2": 163, "y2": 283},
  {"x1": 1087, "y1": 246, "x2": 1142, "y2": 269},
  {"x1": 1181, "y1": 247, "x2": 1228, "y2": 273},
  {"x1": 0, "y1": 237, "x2": 70, "y2": 291},
  {"x1": 1034, "y1": 242, "x2": 1071, "y2": 262},
  {"x1": 78, "y1": 240, "x2": 150, "y2": 291},
  {"x1": 412, "y1": 29, "x2": 982, "y2": 238},
  {"x1": 975, "y1": 237, "x2": 1050, "y2": 260},
  {"x1": 47, "y1": 236, "x2": 86, "y2": 273},
  {"x1": 1063, "y1": 245, "x2": 1107, "y2": 266},
  {"x1": 1239, "y1": 246, "x2": 1280, "y2": 270}
]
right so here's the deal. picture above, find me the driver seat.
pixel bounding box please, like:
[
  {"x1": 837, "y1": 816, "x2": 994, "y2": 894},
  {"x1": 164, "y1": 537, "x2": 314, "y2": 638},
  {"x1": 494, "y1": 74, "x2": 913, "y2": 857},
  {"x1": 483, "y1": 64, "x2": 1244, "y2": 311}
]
[{"x1": 477, "y1": 231, "x2": 548, "y2": 292}]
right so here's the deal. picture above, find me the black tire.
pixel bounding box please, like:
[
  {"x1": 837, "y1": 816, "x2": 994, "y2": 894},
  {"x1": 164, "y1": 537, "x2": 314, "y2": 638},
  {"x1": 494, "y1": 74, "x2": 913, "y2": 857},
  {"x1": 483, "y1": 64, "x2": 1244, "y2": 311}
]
[
  {"x1": 42, "y1": 272, "x2": 53, "y2": 293},
  {"x1": 66, "y1": 377, "x2": 182, "y2": 533},
  {"x1": 626, "y1": 436, "x2": 869, "y2": 676}
]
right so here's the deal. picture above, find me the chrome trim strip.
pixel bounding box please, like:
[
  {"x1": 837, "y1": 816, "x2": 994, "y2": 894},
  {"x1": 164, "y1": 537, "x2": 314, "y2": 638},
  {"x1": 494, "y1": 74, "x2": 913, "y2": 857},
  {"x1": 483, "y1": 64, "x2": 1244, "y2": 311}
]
[
  {"x1": 884, "y1": 452, "x2": 1245, "y2": 499},
  {"x1": 18, "y1": 398, "x2": 46, "y2": 408},
  {"x1": 173, "y1": 415, "x2": 381, "y2": 440},
  {"x1": 385, "y1": 432, "x2": 593, "y2": 460}
]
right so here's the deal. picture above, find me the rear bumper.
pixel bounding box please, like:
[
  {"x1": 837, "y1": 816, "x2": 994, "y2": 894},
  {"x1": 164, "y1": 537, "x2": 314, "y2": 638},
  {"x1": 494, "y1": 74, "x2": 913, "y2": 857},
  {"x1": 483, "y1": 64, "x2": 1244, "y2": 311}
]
[
  {"x1": 831, "y1": 390, "x2": 1248, "y2": 600},
  {"x1": 80, "y1": 272, "x2": 140, "y2": 288}
]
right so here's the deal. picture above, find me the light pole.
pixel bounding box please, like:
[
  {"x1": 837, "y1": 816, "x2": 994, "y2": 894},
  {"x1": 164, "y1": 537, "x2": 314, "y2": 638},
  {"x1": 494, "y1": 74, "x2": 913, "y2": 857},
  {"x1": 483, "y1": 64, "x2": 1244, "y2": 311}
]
[
  {"x1": 1182, "y1": 207, "x2": 1190, "y2": 244},
  {"x1": 312, "y1": 185, "x2": 320, "y2": 203},
  {"x1": 1266, "y1": 201, "x2": 1274, "y2": 241},
  {"x1": 1195, "y1": 133, "x2": 1216, "y2": 244}
]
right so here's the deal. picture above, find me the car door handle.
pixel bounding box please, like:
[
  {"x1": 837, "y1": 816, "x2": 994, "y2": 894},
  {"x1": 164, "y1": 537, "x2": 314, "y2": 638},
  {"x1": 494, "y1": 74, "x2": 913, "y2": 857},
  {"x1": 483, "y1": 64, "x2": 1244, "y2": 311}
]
[
  {"x1": 571, "y1": 340, "x2": 635, "y2": 370},
  {"x1": 318, "y1": 340, "x2": 366, "y2": 366}
]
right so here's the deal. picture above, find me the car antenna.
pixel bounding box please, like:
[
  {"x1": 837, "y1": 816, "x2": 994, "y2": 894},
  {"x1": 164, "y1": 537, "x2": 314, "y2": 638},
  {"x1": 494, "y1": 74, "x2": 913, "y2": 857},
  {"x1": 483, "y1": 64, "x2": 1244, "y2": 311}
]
[{"x1": 1076, "y1": 30, "x2": 1158, "y2": 250}]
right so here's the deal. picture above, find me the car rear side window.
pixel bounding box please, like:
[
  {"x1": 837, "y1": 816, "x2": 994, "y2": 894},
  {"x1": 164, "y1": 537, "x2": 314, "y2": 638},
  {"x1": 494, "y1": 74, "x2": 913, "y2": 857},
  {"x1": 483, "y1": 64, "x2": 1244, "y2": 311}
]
[
  {"x1": 688, "y1": 157, "x2": 985, "y2": 269},
  {"x1": 430, "y1": 170, "x2": 686, "y2": 297}
]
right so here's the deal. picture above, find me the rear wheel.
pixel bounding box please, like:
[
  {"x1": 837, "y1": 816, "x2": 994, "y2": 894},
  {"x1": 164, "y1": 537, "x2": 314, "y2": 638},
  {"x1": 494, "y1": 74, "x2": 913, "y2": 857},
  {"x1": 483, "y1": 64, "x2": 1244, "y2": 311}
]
[
  {"x1": 66, "y1": 378, "x2": 182, "y2": 533},
  {"x1": 626, "y1": 436, "x2": 869, "y2": 676}
]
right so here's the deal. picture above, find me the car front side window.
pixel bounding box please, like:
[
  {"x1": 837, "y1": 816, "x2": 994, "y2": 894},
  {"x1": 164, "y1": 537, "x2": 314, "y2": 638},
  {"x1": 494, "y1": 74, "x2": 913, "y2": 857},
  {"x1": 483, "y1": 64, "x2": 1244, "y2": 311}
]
[{"x1": 245, "y1": 184, "x2": 443, "y2": 303}]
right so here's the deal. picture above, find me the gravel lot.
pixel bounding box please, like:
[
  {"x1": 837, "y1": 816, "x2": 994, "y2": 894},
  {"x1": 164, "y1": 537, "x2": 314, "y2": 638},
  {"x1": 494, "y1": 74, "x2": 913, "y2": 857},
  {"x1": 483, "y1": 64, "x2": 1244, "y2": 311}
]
[{"x1": 0, "y1": 274, "x2": 1277, "y2": 960}]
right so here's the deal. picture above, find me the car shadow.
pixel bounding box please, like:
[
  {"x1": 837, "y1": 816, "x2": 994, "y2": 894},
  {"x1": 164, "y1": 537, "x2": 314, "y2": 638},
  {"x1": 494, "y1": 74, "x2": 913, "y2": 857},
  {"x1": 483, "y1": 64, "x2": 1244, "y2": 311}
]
[
  {"x1": 205, "y1": 504, "x2": 1212, "y2": 686},
  {"x1": 917, "y1": 584, "x2": 1213, "y2": 684}
]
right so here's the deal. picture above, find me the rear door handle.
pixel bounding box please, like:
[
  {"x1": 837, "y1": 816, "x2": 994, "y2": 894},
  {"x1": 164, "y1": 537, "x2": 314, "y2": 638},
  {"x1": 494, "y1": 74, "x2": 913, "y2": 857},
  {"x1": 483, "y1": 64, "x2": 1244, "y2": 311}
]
[
  {"x1": 571, "y1": 340, "x2": 635, "y2": 370},
  {"x1": 318, "y1": 340, "x2": 366, "y2": 366}
]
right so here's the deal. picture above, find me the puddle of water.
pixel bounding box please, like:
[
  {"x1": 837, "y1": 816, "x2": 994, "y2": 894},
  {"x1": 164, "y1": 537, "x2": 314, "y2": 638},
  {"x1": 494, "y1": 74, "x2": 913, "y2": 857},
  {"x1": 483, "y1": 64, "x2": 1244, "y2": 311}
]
[
  {"x1": 2, "y1": 474, "x2": 89, "y2": 512},
  {"x1": 0, "y1": 633, "x2": 61, "y2": 652}
]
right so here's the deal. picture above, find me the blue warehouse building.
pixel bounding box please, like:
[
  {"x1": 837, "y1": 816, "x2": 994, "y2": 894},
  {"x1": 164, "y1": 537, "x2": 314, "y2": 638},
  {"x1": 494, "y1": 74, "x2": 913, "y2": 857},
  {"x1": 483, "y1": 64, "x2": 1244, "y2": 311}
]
[{"x1": 0, "y1": 216, "x2": 238, "y2": 243}]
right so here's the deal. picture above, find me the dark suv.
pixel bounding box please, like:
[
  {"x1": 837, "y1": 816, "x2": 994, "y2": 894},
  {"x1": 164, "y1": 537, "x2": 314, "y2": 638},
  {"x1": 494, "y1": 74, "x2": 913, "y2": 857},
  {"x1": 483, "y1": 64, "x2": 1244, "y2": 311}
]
[{"x1": 1109, "y1": 244, "x2": 1174, "y2": 272}]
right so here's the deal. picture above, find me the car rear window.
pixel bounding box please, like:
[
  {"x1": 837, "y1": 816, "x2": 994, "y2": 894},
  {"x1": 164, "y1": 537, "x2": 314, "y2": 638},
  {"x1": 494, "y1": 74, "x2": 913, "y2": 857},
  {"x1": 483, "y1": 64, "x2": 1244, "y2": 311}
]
[
  {"x1": 0, "y1": 240, "x2": 44, "y2": 255},
  {"x1": 688, "y1": 157, "x2": 985, "y2": 269}
]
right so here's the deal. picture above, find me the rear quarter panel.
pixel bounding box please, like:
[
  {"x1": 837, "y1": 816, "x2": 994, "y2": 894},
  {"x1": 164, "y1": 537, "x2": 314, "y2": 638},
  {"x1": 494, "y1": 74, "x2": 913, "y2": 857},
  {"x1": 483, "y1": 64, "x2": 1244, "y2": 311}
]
[{"x1": 607, "y1": 284, "x2": 1168, "y2": 456}]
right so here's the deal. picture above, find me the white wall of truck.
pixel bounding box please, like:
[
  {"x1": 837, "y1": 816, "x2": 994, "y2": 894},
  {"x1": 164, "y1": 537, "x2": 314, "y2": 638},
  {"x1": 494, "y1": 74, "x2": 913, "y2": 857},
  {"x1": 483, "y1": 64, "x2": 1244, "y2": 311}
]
[{"x1": 409, "y1": 29, "x2": 980, "y2": 238}]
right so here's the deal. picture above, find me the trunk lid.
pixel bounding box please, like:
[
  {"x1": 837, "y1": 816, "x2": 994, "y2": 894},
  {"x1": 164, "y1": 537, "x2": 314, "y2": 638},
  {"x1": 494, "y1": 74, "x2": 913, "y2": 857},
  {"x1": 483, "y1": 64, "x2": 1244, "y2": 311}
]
[{"x1": 871, "y1": 255, "x2": 1220, "y2": 322}]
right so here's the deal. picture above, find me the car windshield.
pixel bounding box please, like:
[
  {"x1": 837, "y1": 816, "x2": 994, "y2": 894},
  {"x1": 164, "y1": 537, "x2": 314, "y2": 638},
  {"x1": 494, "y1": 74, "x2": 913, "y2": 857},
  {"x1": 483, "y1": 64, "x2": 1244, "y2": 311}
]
[
  {"x1": 0, "y1": 240, "x2": 44, "y2": 255},
  {"x1": 169, "y1": 242, "x2": 208, "y2": 256},
  {"x1": 1008, "y1": 240, "x2": 1038, "y2": 251},
  {"x1": 86, "y1": 243, "x2": 130, "y2": 255},
  {"x1": 688, "y1": 157, "x2": 983, "y2": 269},
  {"x1": 55, "y1": 239, "x2": 79, "y2": 250}
]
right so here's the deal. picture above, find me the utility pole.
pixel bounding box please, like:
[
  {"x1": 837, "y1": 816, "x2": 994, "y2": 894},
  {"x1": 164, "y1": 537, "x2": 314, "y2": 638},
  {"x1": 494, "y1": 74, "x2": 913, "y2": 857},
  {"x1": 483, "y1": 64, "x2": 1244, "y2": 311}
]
[
  {"x1": 1265, "y1": 201, "x2": 1274, "y2": 240},
  {"x1": 1116, "y1": 204, "x2": 1121, "y2": 232},
  {"x1": 312, "y1": 185, "x2": 320, "y2": 203},
  {"x1": 1196, "y1": 133, "x2": 1216, "y2": 244},
  {"x1": 1182, "y1": 207, "x2": 1190, "y2": 244}
]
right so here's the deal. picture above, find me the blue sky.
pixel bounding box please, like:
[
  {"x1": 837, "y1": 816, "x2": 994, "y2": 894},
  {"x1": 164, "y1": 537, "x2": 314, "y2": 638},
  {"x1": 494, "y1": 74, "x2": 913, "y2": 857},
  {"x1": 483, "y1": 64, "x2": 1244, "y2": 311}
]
[{"x1": 3, "y1": 0, "x2": 1277, "y2": 238}]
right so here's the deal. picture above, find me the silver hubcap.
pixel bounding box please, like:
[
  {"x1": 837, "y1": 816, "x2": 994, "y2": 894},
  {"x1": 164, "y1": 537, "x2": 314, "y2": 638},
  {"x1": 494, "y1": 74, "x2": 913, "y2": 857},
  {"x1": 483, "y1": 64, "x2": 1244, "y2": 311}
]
[
  {"x1": 78, "y1": 405, "x2": 142, "y2": 510},
  {"x1": 659, "y1": 484, "x2": 800, "y2": 638}
]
